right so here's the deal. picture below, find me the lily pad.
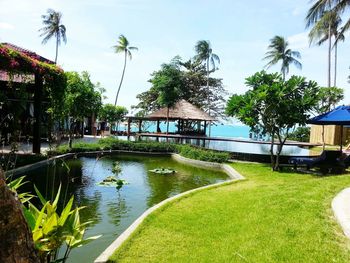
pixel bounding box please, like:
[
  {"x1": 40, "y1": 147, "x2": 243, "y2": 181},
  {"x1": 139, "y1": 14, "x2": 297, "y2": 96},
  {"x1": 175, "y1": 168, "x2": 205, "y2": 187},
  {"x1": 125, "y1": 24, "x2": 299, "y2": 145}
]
[
  {"x1": 149, "y1": 168, "x2": 177, "y2": 175},
  {"x1": 96, "y1": 176, "x2": 129, "y2": 187}
]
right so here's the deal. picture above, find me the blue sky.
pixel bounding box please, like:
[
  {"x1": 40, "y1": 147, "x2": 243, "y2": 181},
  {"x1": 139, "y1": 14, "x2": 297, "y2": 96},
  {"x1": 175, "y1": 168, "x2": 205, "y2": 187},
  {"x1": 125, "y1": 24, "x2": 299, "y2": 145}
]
[{"x1": 1, "y1": 0, "x2": 349, "y2": 115}]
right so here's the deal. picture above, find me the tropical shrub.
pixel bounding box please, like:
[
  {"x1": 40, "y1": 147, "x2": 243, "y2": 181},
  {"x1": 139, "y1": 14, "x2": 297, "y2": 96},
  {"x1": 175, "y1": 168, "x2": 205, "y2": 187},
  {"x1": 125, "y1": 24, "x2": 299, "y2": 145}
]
[
  {"x1": 23, "y1": 185, "x2": 101, "y2": 263},
  {"x1": 52, "y1": 138, "x2": 229, "y2": 163},
  {"x1": 177, "y1": 145, "x2": 229, "y2": 163}
]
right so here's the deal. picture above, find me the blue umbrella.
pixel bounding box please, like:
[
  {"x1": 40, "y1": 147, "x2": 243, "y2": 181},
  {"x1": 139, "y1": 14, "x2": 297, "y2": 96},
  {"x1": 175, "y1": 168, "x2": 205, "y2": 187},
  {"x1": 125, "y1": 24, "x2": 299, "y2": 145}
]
[{"x1": 308, "y1": 106, "x2": 350, "y2": 150}]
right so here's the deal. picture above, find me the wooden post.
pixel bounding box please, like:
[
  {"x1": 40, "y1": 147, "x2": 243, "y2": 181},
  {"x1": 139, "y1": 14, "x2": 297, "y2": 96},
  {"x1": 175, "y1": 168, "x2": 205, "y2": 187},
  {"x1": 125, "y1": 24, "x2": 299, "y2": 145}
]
[
  {"x1": 127, "y1": 118, "x2": 131, "y2": 140},
  {"x1": 138, "y1": 119, "x2": 142, "y2": 133},
  {"x1": 32, "y1": 73, "x2": 42, "y2": 154},
  {"x1": 204, "y1": 121, "x2": 207, "y2": 136},
  {"x1": 156, "y1": 120, "x2": 160, "y2": 133},
  {"x1": 340, "y1": 125, "x2": 344, "y2": 151}
]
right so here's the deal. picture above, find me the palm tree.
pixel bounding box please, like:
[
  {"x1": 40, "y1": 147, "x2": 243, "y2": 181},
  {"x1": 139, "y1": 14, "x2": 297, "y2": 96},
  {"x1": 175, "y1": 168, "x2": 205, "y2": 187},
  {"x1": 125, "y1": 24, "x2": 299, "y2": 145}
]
[
  {"x1": 263, "y1": 36, "x2": 302, "y2": 80},
  {"x1": 308, "y1": 11, "x2": 344, "y2": 87},
  {"x1": 194, "y1": 40, "x2": 220, "y2": 136},
  {"x1": 194, "y1": 41, "x2": 220, "y2": 96},
  {"x1": 306, "y1": 0, "x2": 350, "y2": 37},
  {"x1": 113, "y1": 35, "x2": 138, "y2": 106},
  {"x1": 39, "y1": 9, "x2": 66, "y2": 64}
]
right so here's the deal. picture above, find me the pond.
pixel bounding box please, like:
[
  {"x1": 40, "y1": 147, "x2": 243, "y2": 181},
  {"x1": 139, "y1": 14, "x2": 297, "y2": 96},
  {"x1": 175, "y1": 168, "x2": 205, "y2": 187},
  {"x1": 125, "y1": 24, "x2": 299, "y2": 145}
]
[{"x1": 24, "y1": 154, "x2": 228, "y2": 262}]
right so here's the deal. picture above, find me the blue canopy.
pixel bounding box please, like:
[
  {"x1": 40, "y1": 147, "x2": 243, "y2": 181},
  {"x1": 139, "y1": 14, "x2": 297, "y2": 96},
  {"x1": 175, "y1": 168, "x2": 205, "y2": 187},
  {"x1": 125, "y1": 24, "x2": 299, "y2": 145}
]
[{"x1": 308, "y1": 106, "x2": 350, "y2": 125}]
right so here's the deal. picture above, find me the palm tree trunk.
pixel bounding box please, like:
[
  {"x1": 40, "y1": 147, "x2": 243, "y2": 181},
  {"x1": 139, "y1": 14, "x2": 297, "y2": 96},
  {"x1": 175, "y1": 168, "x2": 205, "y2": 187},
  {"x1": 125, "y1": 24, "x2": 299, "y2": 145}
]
[
  {"x1": 206, "y1": 57, "x2": 211, "y2": 137},
  {"x1": 334, "y1": 42, "x2": 337, "y2": 87},
  {"x1": 327, "y1": 25, "x2": 332, "y2": 88},
  {"x1": 166, "y1": 107, "x2": 169, "y2": 135},
  {"x1": 55, "y1": 36, "x2": 59, "y2": 64},
  {"x1": 115, "y1": 50, "x2": 127, "y2": 106}
]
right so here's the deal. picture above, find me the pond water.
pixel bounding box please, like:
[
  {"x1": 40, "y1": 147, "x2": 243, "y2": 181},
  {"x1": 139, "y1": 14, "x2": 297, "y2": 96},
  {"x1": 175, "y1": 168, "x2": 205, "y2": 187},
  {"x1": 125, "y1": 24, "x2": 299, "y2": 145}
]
[{"x1": 24, "y1": 154, "x2": 228, "y2": 263}]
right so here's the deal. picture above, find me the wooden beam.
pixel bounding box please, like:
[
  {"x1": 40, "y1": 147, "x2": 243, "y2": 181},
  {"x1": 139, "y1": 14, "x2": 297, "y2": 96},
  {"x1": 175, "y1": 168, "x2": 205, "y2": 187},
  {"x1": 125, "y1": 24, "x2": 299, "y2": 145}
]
[{"x1": 32, "y1": 73, "x2": 42, "y2": 154}]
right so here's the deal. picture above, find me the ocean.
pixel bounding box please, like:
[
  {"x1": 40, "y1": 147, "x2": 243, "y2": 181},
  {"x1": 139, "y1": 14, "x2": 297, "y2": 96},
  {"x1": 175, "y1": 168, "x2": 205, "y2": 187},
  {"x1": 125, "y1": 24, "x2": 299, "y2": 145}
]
[{"x1": 124, "y1": 122, "x2": 251, "y2": 139}]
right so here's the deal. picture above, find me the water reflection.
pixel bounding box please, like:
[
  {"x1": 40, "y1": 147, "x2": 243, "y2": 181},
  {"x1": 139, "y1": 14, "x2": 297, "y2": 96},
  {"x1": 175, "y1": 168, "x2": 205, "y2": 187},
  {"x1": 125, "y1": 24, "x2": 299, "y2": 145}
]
[{"x1": 23, "y1": 154, "x2": 228, "y2": 263}]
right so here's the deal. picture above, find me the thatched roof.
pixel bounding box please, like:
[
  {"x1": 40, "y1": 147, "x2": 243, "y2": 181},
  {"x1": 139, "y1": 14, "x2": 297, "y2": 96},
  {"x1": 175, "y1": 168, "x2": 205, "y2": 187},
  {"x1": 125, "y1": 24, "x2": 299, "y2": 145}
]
[{"x1": 147, "y1": 100, "x2": 215, "y2": 121}]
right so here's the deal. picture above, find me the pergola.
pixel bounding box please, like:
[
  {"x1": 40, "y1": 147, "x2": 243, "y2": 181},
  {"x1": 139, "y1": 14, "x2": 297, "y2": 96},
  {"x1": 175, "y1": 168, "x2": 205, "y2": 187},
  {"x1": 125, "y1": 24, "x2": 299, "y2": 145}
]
[
  {"x1": 0, "y1": 43, "x2": 65, "y2": 154},
  {"x1": 126, "y1": 100, "x2": 215, "y2": 136}
]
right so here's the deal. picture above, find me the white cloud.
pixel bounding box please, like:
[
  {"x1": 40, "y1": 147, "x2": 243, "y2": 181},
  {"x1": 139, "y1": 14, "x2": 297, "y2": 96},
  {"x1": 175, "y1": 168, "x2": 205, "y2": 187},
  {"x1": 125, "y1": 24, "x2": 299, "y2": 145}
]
[
  {"x1": 288, "y1": 32, "x2": 309, "y2": 50},
  {"x1": 0, "y1": 22, "x2": 14, "y2": 30}
]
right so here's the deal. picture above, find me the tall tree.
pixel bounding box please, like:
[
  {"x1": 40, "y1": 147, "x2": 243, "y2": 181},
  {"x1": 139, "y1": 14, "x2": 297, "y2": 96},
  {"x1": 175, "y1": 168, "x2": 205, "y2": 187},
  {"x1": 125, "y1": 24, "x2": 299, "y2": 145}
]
[
  {"x1": 263, "y1": 36, "x2": 302, "y2": 80},
  {"x1": 64, "y1": 71, "x2": 103, "y2": 147},
  {"x1": 133, "y1": 57, "x2": 227, "y2": 119},
  {"x1": 151, "y1": 63, "x2": 181, "y2": 134},
  {"x1": 308, "y1": 11, "x2": 344, "y2": 87},
  {"x1": 39, "y1": 9, "x2": 67, "y2": 64},
  {"x1": 113, "y1": 34, "x2": 138, "y2": 106},
  {"x1": 226, "y1": 71, "x2": 319, "y2": 171},
  {"x1": 194, "y1": 40, "x2": 220, "y2": 112},
  {"x1": 306, "y1": 0, "x2": 350, "y2": 37}
]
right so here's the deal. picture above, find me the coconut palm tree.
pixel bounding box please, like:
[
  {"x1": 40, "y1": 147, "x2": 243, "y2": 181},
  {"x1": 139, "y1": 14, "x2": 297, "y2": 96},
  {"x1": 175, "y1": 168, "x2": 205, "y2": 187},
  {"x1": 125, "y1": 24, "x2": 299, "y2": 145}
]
[
  {"x1": 39, "y1": 9, "x2": 66, "y2": 64},
  {"x1": 306, "y1": 0, "x2": 350, "y2": 36},
  {"x1": 113, "y1": 35, "x2": 138, "y2": 106},
  {"x1": 263, "y1": 36, "x2": 302, "y2": 80},
  {"x1": 194, "y1": 40, "x2": 219, "y2": 118},
  {"x1": 194, "y1": 40, "x2": 220, "y2": 136},
  {"x1": 194, "y1": 40, "x2": 220, "y2": 94},
  {"x1": 308, "y1": 11, "x2": 344, "y2": 87}
]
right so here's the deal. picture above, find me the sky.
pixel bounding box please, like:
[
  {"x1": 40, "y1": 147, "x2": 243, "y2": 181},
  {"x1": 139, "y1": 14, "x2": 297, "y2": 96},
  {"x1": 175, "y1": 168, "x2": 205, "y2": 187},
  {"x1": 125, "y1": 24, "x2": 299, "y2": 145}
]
[{"x1": 1, "y1": 0, "x2": 349, "y2": 116}]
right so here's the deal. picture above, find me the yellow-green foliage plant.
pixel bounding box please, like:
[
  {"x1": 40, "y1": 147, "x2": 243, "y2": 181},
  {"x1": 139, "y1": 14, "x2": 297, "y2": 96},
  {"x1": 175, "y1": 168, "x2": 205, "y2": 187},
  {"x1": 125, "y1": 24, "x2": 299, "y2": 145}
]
[{"x1": 23, "y1": 184, "x2": 101, "y2": 263}]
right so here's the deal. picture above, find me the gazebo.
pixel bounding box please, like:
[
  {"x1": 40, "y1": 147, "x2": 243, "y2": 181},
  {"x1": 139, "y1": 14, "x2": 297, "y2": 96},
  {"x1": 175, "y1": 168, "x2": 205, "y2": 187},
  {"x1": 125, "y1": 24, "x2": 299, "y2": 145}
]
[
  {"x1": 0, "y1": 43, "x2": 65, "y2": 153},
  {"x1": 126, "y1": 100, "x2": 215, "y2": 136}
]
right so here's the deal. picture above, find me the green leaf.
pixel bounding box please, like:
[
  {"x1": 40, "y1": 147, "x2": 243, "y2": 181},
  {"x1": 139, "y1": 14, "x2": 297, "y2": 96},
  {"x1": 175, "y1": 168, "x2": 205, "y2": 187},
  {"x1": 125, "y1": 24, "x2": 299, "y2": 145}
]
[
  {"x1": 23, "y1": 207, "x2": 36, "y2": 231},
  {"x1": 52, "y1": 184, "x2": 62, "y2": 208},
  {"x1": 34, "y1": 184, "x2": 47, "y2": 206},
  {"x1": 58, "y1": 195, "x2": 74, "y2": 226}
]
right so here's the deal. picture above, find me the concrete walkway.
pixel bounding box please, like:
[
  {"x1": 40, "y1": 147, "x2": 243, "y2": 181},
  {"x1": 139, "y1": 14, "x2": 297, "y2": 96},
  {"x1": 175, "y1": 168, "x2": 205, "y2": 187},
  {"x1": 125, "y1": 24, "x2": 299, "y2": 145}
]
[
  {"x1": 332, "y1": 188, "x2": 350, "y2": 238},
  {"x1": 1, "y1": 135, "x2": 100, "y2": 154}
]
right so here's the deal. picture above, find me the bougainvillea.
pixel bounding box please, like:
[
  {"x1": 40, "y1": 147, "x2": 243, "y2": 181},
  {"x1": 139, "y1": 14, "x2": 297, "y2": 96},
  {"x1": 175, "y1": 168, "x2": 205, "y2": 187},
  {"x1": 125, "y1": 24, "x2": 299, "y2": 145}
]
[
  {"x1": 0, "y1": 44, "x2": 64, "y2": 76},
  {"x1": 0, "y1": 43, "x2": 67, "y2": 122}
]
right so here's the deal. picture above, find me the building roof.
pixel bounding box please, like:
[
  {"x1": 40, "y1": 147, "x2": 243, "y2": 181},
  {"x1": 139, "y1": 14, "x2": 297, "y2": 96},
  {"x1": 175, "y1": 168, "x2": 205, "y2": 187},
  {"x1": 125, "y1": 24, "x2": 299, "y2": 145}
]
[
  {"x1": 0, "y1": 43, "x2": 55, "y2": 83},
  {"x1": 1, "y1": 43, "x2": 54, "y2": 64},
  {"x1": 147, "y1": 100, "x2": 215, "y2": 121}
]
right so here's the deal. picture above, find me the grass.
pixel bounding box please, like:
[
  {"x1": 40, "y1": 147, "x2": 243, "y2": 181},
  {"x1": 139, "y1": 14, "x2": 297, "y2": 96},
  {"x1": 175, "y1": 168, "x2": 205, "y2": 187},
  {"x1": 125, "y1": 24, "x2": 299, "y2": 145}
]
[{"x1": 108, "y1": 163, "x2": 350, "y2": 263}]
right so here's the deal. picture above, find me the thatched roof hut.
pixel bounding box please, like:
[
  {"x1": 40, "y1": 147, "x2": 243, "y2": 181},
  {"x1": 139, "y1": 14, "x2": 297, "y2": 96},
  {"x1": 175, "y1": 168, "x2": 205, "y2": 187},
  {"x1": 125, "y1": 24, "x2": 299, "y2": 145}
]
[{"x1": 147, "y1": 100, "x2": 215, "y2": 121}]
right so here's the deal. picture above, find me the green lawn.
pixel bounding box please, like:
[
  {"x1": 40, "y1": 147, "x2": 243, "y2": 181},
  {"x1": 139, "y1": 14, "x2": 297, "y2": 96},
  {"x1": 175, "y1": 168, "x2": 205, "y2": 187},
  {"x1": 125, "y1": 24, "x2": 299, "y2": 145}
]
[{"x1": 108, "y1": 163, "x2": 350, "y2": 263}]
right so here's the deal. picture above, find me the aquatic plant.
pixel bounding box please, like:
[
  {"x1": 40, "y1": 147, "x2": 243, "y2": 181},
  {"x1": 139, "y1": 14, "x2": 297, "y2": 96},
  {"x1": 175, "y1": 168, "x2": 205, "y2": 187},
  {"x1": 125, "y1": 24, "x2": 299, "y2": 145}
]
[
  {"x1": 97, "y1": 175, "x2": 128, "y2": 188},
  {"x1": 149, "y1": 168, "x2": 176, "y2": 175},
  {"x1": 112, "y1": 161, "x2": 122, "y2": 175}
]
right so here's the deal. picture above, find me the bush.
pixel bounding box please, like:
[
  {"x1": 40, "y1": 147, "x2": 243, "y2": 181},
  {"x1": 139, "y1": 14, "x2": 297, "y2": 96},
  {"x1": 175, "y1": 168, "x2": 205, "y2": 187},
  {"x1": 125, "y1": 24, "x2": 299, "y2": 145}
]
[
  {"x1": 288, "y1": 127, "x2": 310, "y2": 142},
  {"x1": 52, "y1": 138, "x2": 230, "y2": 163},
  {"x1": 177, "y1": 145, "x2": 230, "y2": 163}
]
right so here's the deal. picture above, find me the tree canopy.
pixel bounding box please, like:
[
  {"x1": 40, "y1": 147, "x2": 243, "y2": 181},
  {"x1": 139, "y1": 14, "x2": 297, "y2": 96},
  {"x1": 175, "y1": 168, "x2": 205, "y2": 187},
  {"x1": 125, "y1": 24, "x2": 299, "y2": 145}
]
[
  {"x1": 133, "y1": 57, "x2": 228, "y2": 118},
  {"x1": 315, "y1": 86, "x2": 344, "y2": 114},
  {"x1": 226, "y1": 71, "x2": 320, "y2": 170},
  {"x1": 64, "y1": 71, "x2": 103, "y2": 121},
  {"x1": 99, "y1": 104, "x2": 128, "y2": 123},
  {"x1": 263, "y1": 36, "x2": 302, "y2": 80}
]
